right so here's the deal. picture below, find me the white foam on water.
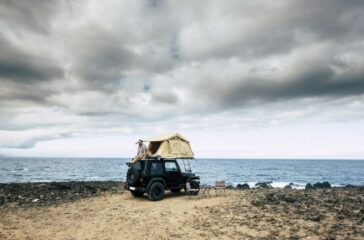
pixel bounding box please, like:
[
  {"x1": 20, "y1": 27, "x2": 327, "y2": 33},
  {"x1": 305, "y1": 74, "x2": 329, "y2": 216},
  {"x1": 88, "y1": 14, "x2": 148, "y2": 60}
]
[
  {"x1": 271, "y1": 182, "x2": 307, "y2": 189},
  {"x1": 271, "y1": 182, "x2": 290, "y2": 188},
  {"x1": 85, "y1": 176, "x2": 108, "y2": 181},
  {"x1": 236, "y1": 181, "x2": 306, "y2": 189}
]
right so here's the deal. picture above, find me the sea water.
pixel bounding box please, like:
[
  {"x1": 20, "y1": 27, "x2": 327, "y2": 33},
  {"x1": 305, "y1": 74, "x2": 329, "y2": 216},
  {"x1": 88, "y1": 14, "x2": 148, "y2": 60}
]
[{"x1": 0, "y1": 158, "x2": 363, "y2": 188}]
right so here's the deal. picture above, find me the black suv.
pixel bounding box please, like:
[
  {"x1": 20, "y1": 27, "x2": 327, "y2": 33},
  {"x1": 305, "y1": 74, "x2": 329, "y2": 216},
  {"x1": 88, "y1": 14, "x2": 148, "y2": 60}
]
[{"x1": 126, "y1": 159, "x2": 200, "y2": 201}]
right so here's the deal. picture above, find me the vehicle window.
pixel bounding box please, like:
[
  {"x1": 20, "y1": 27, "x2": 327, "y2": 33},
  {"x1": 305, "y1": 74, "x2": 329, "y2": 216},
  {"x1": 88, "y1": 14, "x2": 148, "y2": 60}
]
[
  {"x1": 150, "y1": 162, "x2": 163, "y2": 176},
  {"x1": 165, "y1": 162, "x2": 178, "y2": 172}
]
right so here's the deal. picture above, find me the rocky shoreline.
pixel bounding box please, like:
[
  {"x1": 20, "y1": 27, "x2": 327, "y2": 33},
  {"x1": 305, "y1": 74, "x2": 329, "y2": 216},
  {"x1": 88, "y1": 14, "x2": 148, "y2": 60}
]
[
  {"x1": 0, "y1": 181, "x2": 363, "y2": 239},
  {"x1": 0, "y1": 181, "x2": 125, "y2": 208},
  {"x1": 0, "y1": 181, "x2": 362, "y2": 207},
  {"x1": 193, "y1": 187, "x2": 364, "y2": 239}
]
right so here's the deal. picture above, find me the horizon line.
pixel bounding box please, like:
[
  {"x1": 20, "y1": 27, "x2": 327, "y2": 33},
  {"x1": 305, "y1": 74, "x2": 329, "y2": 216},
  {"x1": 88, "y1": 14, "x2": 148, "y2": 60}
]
[{"x1": 1, "y1": 156, "x2": 364, "y2": 161}]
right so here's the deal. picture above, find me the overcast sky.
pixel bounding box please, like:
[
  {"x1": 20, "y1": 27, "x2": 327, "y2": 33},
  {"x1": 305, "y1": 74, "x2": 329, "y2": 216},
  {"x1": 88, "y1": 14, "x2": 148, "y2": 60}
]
[{"x1": 1, "y1": 0, "x2": 364, "y2": 159}]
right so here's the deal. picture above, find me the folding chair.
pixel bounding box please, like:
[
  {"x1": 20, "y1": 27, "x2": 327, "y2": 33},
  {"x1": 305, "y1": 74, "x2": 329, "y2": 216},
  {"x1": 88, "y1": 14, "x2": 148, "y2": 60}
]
[
  {"x1": 200, "y1": 185, "x2": 212, "y2": 198},
  {"x1": 214, "y1": 180, "x2": 226, "y2": 196}
]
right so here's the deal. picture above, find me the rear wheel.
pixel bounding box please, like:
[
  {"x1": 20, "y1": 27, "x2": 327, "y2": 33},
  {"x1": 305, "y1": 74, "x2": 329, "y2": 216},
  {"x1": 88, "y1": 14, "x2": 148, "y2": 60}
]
[
  {"x1": 131, "y1": 190, "x2": 144, "y2": 197},
  {"x1": 148, "y1": 182, "x2": 165, "y2": 201}
]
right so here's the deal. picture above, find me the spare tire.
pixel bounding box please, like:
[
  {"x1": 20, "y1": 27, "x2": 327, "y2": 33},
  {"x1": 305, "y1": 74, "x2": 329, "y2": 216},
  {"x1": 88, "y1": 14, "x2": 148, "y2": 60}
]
[{"x1": 127, "y1": 167, "x2": 141, "y2": 186}]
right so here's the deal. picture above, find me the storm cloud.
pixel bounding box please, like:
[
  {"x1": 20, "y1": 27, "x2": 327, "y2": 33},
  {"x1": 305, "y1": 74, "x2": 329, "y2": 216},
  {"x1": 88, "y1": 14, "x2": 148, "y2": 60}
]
[{"x1": 1, "y1": 0, "x2": 364, "y2": 157}]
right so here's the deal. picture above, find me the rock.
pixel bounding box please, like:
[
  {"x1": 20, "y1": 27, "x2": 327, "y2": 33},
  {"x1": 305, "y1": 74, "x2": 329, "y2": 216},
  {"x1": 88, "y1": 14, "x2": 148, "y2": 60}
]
[
  {"x1": 266, "y1": 193, "x2": 278, "y2": 202},
  {"x1": 284, "y1": 196, "x2": 298, "y2": 203},
  {"x1": 284, "y1": 183, "x2": 295, "y2": 189},
  {"x1": 307, "y1": 215, "x2": 321, "y2": 222},
  {"x1": 313, "y1": 181, "x2": 331, "y2": 188},
  {"x1": 251, "y1": 199, "x2": 265, "y2": 207},
  {"x1": 32, "y1": 199, "x2": 39, "y2": 202},
  {"x1": 305, "y1": 183, "x2": 314, "y2": 190},
  {"x1": 331, "y1": 224, "x2": 342, "y2": 229},
  {"x1": 237, "y1": 183, "x2": 250, "y2": 189},
  {"x1": 255, "y1": 182, "x2": 272, "y2": 188},
  {"x1": 289, "y1": 235, "x2": 300, "y2": 240}
]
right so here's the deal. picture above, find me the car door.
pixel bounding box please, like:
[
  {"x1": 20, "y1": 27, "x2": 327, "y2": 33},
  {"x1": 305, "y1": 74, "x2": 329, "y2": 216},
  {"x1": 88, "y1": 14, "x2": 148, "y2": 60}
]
[{"x1": 164, "y1": 161, "x2": 181, "y2": 188}]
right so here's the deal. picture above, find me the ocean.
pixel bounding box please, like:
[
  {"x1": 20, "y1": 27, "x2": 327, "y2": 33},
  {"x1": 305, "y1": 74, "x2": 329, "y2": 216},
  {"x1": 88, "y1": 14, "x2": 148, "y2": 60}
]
[{"x1": 1, "y1": 158, "x2": 363, "y2": 188}]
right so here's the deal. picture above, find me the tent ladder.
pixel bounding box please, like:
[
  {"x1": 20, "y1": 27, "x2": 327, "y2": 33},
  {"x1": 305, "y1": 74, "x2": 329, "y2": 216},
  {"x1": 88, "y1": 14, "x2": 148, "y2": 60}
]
[{"x1": 182, "y1": 159, "x2": 192, "y2": 173}]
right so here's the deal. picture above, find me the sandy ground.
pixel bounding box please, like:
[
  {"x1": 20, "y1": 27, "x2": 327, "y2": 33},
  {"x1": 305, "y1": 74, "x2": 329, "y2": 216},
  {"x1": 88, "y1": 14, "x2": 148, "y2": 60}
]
[{"x1": 1, "y1": 189, "x2": 363, "y2": 240}]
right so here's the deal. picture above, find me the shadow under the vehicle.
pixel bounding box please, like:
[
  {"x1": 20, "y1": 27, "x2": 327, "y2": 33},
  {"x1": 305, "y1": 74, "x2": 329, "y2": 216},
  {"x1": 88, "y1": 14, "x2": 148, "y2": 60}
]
[{"x1": 128, "y1": 191, "x2": 187, "y2": 201}]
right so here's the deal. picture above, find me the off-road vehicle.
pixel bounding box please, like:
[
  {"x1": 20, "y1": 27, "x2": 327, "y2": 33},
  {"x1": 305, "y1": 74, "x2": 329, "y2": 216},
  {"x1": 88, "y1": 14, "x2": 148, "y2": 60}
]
[
  {"x1": 125, "y1": 133, "x2": 200, "y2": 201},
  {"x1": 126, "y1": 158, "x2": 200, "y2": 201}
]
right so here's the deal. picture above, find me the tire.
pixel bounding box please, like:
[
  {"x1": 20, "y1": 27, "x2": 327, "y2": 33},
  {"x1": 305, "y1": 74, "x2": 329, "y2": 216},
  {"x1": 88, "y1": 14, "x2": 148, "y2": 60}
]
[
  {"x1": 131, "y1": 190, "x2": 144, "y2": 197},
  {"x1": 186, "y1": 177, "x2": 200, "y2": 195},
  {"x1": 171, "y1": 188, "x2": 182, "y2": 193},
  {"x1": 148, "y1": 182, "x2": 165, "y2": 201},
  {"x1": 127, "y1": 168, "x2": 141, "y2": 186}
]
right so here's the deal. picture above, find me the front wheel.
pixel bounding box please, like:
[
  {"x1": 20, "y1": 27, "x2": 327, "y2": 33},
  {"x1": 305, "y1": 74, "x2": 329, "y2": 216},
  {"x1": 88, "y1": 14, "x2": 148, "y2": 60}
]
[{"x1": 148, "y1": 182, "x2": 165, "y2": 201}]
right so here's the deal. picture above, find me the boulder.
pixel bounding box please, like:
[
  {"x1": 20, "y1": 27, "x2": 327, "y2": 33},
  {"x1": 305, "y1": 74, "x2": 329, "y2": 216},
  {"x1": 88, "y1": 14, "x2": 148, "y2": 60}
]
[
  {"x1": 284, "y1": 183, "x2": 295, "y2": 189},
  {"x1": 255, "y1": 182, "x2": 272, "y2": 188},
  {"x1": 305, "y1": 183, "x2": 314, "y2": 190},
  {"x1": 305, "y1": 182, "x2": 331, "y2": 189},
  {"x1": 313, "y1": 181, "x2": 331, "y2": 189},
  {"x1": 237, "y1": 183, "x2": 250, "y2": 189}
]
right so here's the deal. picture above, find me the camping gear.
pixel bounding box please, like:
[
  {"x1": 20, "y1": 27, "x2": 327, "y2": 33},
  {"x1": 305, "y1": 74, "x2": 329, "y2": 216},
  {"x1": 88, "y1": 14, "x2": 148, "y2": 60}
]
[
  {"x1": 214, "y1": 180, "x2": 226, "y2": 196},
  {"x1": 143, "y1": 133, "x2": 194, "y2": 159}
]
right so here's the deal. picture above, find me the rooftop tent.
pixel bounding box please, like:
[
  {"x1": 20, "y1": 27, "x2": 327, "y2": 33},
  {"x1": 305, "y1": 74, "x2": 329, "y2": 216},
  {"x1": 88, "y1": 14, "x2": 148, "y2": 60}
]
[{"x1": 143, "y1": 133, "x2": 194, "y2": 159}]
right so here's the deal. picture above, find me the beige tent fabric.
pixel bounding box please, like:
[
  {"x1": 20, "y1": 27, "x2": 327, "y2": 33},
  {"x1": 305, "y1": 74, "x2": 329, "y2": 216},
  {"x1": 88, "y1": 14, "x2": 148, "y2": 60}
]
[
  {"x1": 143, "y1": 133, "x2": 194, "y2": 159},
  {"x1": 143, "y1": 132, "x2": 189, "y2": 142}
]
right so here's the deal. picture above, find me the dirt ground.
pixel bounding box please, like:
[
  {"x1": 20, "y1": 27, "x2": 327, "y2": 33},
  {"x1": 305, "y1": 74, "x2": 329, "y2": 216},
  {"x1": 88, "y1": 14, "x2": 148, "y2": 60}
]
[{"x1": 1, "y1": 188, "x2": 363, "y2": 240}]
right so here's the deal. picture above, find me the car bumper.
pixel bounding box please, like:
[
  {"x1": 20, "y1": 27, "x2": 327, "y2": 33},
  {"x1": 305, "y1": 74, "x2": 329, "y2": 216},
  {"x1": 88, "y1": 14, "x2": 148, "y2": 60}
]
[{"x1": 128, "y1": 186, "x2": 146, "y2": 193}]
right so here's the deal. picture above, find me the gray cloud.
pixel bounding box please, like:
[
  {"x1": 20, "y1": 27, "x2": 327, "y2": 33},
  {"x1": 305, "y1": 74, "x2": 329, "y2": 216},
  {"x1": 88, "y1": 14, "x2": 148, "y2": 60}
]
[
  {"x1": 202, "y1": 61, "x2": 364, "y2": 108},
  {"x1": 177, "y1": 0, "x2": 364, "y2": 62},
  {"x1": 0, "y1": 0, "x2": 60, "y2": 33},
  {"x1": 0, "y1": 132, "x2": 73, "y2": 149},
  {"x1": 0, "y1": 36, "x2": 63, "y2": 83},
  {"x1": 151, "y1": 90, "x2": 179, "y2": 104},
  {"x1": 66, "y1": 27, "x2": 133, "y2": 91},
  {"x1": 1, "y1": 0, "x2": 364, "y2": 153}
]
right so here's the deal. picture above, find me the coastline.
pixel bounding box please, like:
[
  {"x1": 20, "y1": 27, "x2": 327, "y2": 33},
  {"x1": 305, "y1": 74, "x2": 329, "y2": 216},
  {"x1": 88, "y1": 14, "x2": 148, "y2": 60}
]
[
  {"x1": 0, "y1": 181, "x2": 125, "y2": 208},
  {"x1": 1, "y1": 182, "x2": 363, "y2": 239}
]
